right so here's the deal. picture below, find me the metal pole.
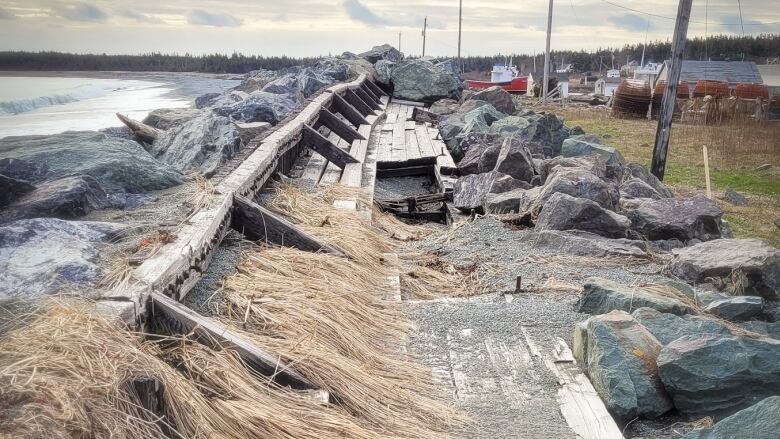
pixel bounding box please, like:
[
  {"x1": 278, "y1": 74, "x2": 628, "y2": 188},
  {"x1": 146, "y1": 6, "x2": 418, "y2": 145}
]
[
  {"x1": 650, "y1": 0, "x2": 693, "y2": 180},
  {"x1": 457, "y1": 0, "x2": 463, "y2": 71},
  {"x1": 399, "y1": 31, "x2": 402, "y2": 52},
  {"x1": 422, "y1": 17, "x2": 427, "y2": 57},
  {"x1": 542, "y1": 0, "x2": 553, "y2": 103}
]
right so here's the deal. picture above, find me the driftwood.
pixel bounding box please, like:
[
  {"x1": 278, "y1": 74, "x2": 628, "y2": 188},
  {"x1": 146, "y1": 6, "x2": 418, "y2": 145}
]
[
  {"x1": 116, "y1": 113, "x2": 161, "y2": 144},
  {"x1": 232, "y1": 195, "x2": 344, "y2": 256},
  {"x1": 150, "y1": 292, "x2": 315, "y2": 389}
]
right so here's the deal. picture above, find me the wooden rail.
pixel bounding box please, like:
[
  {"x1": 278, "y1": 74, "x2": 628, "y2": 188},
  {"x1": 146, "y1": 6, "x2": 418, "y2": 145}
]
[{"x1": 100, "y1": 74, "x2": 382, "y2": 328}]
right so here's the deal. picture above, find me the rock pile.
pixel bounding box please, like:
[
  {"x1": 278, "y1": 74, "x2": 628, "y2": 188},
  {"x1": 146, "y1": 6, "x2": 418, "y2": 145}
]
[{"x1": 434, "y1": 90, "x2": 780, "y2": 429}]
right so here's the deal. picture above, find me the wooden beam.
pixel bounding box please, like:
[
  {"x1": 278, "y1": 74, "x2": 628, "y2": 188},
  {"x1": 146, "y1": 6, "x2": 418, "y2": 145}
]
[
  {"x1": 356, "y1": 87, "x2": 382, "y2": 111},
  {"x1": 301, "y1": 124, "x2": 360, "y2": 169},
  {"x1": 150, "y1": 292, "x2": 315, "y2": 389},
  {"x1": 232, "y1": 195, "x2": 343, "y2": 255},
  {"x1": 376, "y1": 165, "x2": 433, "y2": 178},
  {"x1": 360, "y1": 83, "x2": 380, "y2": 104},
  {"x1": 411, "y1": 107, "x2": 441, "y2": 124},
  {"x1": 317, "y1": 108, "x2": 365, "y2": 144},
  {"x1": 332, "y1": 94, "x2": 369, "y2": 127},
  {"x1": 344, "y1": 89, "x2": 375, "y2": 116},
  {"x1": 650, "y1": 0, "x2": 692, "y2": 181},
  {"x1": 377, "y1": 156, "x2": 437, "y2": 169},
  {"x1": 365, "y1": 80, "x2": 387, "y2": 97}
]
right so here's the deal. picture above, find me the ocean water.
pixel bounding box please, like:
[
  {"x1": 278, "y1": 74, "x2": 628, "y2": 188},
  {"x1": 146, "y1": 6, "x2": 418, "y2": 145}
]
[{"x1": 0, "y1": 73, "x2": 238, "y2": 138}]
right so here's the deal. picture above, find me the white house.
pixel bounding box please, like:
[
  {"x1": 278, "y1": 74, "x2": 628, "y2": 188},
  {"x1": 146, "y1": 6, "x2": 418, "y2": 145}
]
[
  {"x1": 595, "y1": 77, "x2": 622, "y2": 97},
  {"x1": 606, "y1": 69, "x2": 621, "y2": 78},
  {"x1": 633, "y1": 62, "x2": 664, "y2": 88}
]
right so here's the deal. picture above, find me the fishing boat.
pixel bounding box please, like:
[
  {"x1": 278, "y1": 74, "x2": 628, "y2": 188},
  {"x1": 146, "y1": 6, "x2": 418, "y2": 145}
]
[{"x1": 465, "y1": 61, "x2": 528, "y2": 93}]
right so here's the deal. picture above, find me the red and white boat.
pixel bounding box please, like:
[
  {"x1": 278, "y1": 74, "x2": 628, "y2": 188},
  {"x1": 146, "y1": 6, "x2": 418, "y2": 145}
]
[{"x1": 465, "y1": 62, "x2": 528, "y2": 93}]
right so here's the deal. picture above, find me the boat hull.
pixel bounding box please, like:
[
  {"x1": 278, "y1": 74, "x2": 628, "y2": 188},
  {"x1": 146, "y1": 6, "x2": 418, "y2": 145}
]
[{"x1": 465, "y1": 77, "x2": 528, "y2": 93}]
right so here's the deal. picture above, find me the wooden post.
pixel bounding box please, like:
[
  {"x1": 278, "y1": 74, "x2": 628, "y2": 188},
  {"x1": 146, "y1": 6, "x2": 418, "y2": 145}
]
[
  {"x1": 422, "y1": 16, "x2": 427, "y2": 57},
  {"x1": 650, "y1": 0, "x2": 693, "y2": 181},
  {"x1": 703, "y1": 146, "x2": 712, "y2": 199},
  {"x1": 542, "y1": 0, "x2": 553, "y2": 104},
  {"x1": 457, "y1": 0, "x2": 463, "y2": 71}
]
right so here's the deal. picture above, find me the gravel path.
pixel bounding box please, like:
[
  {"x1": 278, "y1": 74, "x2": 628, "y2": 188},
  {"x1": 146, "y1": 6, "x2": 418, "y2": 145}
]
[{"x1": 403, "y1": 216, "x2": 675, "y2": 438}]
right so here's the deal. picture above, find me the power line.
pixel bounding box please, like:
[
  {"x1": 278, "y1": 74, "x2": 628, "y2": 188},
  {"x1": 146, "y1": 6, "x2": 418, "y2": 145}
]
[{"x1": 595, "y1": 0, "x2": 777, "y2": 26}]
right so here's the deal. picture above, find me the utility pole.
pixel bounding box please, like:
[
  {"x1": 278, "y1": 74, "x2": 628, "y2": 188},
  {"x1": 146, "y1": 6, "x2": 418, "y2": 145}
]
[
  {"x1": 422, "y1": 16, "x2": 428, "y2": 57},
  {"x1": 650, "y1": 0, "x2": 693, "y2": 180},
  {"x1": 542, "y1": 0, "x2": 553, "y2": 103},
  {"x1": 457, "y1": 0, "x2": 463, "y2": 71},
  {"x1": 399, "y1": 31, "x2": 402, "y2": 52}
]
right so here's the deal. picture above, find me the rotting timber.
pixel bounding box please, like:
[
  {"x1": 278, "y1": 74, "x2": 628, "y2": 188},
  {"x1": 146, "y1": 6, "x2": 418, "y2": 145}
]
[{"x1": 87, "y1": 71, "x2": 626, "y2": 439}]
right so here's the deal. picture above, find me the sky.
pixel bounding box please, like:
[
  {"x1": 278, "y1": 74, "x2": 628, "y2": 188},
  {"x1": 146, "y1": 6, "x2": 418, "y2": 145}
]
[{"x1": 0, "y1": 0, "x2": 777, "y2": 57}]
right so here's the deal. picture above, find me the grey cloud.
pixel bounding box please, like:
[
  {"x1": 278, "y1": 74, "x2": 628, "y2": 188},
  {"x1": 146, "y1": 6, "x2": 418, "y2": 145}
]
[
  {"x1": 187, "y1": 9, "x2": 242, "y2": 27},
  {"x1": 343, "y1": 0, "x2": 445, "y2": 29},
  {"x1": 607, "y1": 13, "x2": 651, "y2": 32},
  {"x1": 55, "y1": 3, "x2": 109, "y2": 22},
  {"x1": 343, "y1": 0, "x2": 388, "y2": 27},
  {"x1": 120, "y1": 9, "x2": 164, "y2": 24},
  {"x1": 0, "y1": 6, "x2": 15, "y2": 20},
  {"x1": 717, "y1": 14, "x2": 772, "y2": 33}
]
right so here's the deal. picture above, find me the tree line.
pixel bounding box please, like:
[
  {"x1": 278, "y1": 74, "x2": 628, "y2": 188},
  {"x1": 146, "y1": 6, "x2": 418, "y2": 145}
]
[
  {"x1": 459, "y1": 34, "x2": 779, "y2": 74},
  {"x1": 0, "y1": 51, "x2": 319, "y2": 74},
  {"x1": 0, "y1": 34, "x2": 776, "y2": 74}
]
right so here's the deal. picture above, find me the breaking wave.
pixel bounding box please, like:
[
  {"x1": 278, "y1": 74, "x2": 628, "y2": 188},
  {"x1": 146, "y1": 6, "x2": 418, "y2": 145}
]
[{"x1": 0, "y1": 84, "x2": 111, "y2": 116}]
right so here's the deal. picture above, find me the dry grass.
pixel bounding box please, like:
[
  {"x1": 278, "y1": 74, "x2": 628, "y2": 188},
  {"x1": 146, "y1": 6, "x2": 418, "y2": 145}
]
[
  {"x1": 398, "y1": 252, "x2": 489, "y2": 299},
  {"x1": 219, "y1": 246, "x2": 464, "y2": 438},
  {"x1": 0, "y1": 301, "x2": 382, "y2": 439},
  {"x1": 533, "y1": 103, "x2": 780, "y2": 246}
]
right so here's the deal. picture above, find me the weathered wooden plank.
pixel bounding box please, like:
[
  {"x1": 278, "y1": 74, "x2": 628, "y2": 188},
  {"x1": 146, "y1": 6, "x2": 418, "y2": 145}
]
[
  {"x1": 405, "y1": 128, "x2": 421, "y2": 160},
  {"x1": 344, "y1": 89, "x2": 375, "y2": 116},
  {"x1": 411, "y1": 107, "x2": 441, "y2": 124},
  {"x1": 317, "y1": 108, "x2": 365, "y2": 144},
  {"x1": 393, "y1": 99, "x2": 425, "y2": 107},
  {"x1": 300, "y1": 151, "x2": 328, "y2": 185},
  {"x1": 377, "y1": 165, "x2": 432, "y2": 178},
  {"x1": 356, "y1": 87, "x2": 381, "y2": 111},
  {"x1": 415, "y1": 125, "x2": 437, "y2": 157},
  {"x1": 391, "y1": 113, "x2": 407, "y2": 162},
  {"x1": 151, "y1": 292, "x2": 315, "y2": 389},
  {"x1": 232, "y1": 196, "x2": 343, "y2": 255},
  {"x1": 318, "y1": 132, "x2": 348, "y2": 186},
  {"x1": 377, "y1": 156, "x2": 437, "y2": 168},
  {"x1": 380, "y1": 253, "x2": 401, "y2": 301},
  {"x1": 360, "y1": 83, "x2": 380, "y2": 104},
  {"x1": 340, "y1": 123, "x2": 373, "y2": 187},
  {"x1": 302, "y1": 124, "x2": 359, "y2": 169},
  {"x1": 332, "y1": 94, "x2": 369, "y2": 127},
  {"x1": 365, "y1": 79, "x2": 388, "y2": 97}
]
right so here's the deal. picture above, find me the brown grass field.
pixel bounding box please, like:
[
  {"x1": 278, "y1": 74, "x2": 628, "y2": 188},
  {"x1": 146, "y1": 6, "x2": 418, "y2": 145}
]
[{"x1": 527, "y1": 99, "x2": 780, "y2": 246}]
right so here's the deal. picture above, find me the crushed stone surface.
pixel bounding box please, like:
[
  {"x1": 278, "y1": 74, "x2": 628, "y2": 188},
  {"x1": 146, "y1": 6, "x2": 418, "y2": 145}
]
[{"x1": 403, "y1": 215, "x2": 675, "y2": 438}]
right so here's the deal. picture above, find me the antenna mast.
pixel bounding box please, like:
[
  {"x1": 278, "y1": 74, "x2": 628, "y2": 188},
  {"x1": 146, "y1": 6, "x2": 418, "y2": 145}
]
[{"x1": 422, "y1": 17, "x2": 428, "y2": 57}]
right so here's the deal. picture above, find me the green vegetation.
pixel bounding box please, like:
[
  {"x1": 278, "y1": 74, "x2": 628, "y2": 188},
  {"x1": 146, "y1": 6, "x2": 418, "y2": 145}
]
[{"x1": 543, "y1": 104, "x2": 780, "y2": 246}]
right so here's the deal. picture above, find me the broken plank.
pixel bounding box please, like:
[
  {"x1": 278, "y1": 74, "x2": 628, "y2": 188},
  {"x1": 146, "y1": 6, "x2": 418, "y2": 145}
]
[
  {"x1": 317, "y1": 108, "x2": 365, "y2": 144},
  {"x1": 232, "y1": 195, "x2": 343, "y2": 255},
  {"x1": 301, "y1": 124, "x2": 359, "y2": 169},
  {"x1": 406, "y1": 128, "x2": 421, "y2": 160},
  {"x1": 332, "y1": 94, "x2": 369, "y2": 127},
  {"x1": 411, "y1": 107, "x2": 441, "y2": 124},
  {"x1": 150, "y1": 292, "x2": 315, "y2": 389}
]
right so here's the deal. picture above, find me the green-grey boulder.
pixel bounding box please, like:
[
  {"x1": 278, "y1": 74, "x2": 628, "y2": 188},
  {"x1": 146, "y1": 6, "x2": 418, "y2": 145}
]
[
  {"x1": 578, "y1": 277, "x2": 695, "y2": 316},
  {"x1": 682, "y1": 396, "x2": 780, "y2": 439}
]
